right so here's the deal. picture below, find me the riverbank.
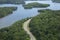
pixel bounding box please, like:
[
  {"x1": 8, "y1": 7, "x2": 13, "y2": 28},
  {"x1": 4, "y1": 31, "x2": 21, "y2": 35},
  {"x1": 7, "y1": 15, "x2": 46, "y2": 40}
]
[
  {"x1": 0, "y1": 18, "x2": 30, "y2": 40},
  {"x1": 0, "y1": 7, "x2": 17, "y2": 18},
  {"x1": 0, "y1": 1, "x2": 60, "y2": 40}
]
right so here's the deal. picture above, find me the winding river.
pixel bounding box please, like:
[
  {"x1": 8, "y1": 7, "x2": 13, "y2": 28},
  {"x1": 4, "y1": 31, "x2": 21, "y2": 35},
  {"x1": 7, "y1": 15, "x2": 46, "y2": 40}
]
[{"x1": 0, "y1": 1, "x2": 60, "y2": 28}]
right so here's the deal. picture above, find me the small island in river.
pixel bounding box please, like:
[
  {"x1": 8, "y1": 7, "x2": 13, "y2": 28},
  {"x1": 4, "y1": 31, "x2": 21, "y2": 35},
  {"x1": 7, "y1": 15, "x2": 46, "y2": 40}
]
[{"x1": 23, "y1": 2, "x2": 50, "y2": 9}]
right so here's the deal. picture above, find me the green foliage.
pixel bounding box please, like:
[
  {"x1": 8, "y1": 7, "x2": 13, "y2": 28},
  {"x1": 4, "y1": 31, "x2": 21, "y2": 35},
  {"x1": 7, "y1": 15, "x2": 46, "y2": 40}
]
[
  {"x1": 0, "y1": 7, "x2": 17, "y2": 18},
  {"x1": 0, "y1": 18, "x2": 30, "y2": 40},
  {"x1": 29, "y1": 9, "x2": 60, "y2": 40},
  {"x1": 23, "y1": 2, "x2": 50, "y2": 9},
  {"x1": 0, "y1": 0, "x2": 25, "y2": 4}
]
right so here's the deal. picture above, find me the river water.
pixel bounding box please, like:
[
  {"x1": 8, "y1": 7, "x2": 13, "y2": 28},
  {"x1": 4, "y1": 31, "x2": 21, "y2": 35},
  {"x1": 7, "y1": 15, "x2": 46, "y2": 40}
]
[{"x1": 0, "y1": 1, "x2": 60, "y2": 28}]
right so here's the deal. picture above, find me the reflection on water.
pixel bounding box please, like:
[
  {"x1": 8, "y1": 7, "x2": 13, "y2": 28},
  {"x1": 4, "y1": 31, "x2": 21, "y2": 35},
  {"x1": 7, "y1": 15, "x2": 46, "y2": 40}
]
[{"x1": 0, "y1": 1, "x2": 60, "y2": 28}]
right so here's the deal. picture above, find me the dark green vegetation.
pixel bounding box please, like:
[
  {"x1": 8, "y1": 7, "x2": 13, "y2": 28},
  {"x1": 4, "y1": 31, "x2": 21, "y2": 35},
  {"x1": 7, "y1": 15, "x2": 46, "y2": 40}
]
[
  {"x1": 52, "y1": 0, "x2": 60, "y2": 3},
  {"x1": 23, "y1": 2, "x2": 50, "y2": 9},
  {"x1": 0, "y1": 0, "x2": 25, "y2": 4},
  {"x1": 29, "y1": 9, "x2": 60, "y2": 40},
  {"x1": 0, "y1": 18, "x2": 30, "y2": 40},
  {"x1": 0, "y1": 7, "x2": 17, "y2": 18}
]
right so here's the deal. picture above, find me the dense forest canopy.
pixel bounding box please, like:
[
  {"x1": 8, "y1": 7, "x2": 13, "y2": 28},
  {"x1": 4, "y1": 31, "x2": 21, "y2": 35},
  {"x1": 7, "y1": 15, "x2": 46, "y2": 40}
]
[
  {"x1": 0, "y1": 18, "x2": 30, "y2": 40},
  {"x1": 0, "y1": 7, "x2": 17, "y2": 18},
  {"x1": 29, "y1": 9, "x2": 60, "y2": 40},
  {"x1": 0, "y1": 0, "x2": 60, "y2": 40}
]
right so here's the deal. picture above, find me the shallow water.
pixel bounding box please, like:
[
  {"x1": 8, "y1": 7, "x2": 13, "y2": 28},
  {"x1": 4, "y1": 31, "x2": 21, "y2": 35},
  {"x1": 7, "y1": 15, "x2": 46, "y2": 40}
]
[{"x1": 0, "y1": 1, "x2": 60, "y2": 28}]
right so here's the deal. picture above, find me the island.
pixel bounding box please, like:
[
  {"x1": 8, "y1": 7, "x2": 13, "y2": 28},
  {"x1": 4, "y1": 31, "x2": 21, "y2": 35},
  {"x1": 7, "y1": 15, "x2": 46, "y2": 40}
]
[
  {"x1": 23, "y1": 2, "x2": 50, "y2": 9},
  {"x1": 0, "y1": 7, "x2": 17, "y2": 18}
]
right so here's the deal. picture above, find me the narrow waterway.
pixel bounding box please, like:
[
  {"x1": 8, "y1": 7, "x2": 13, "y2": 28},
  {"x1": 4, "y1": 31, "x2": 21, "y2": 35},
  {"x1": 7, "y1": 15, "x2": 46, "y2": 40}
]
[{"x1": 0, "y1": 1, "x2": 60, "y2": 28}]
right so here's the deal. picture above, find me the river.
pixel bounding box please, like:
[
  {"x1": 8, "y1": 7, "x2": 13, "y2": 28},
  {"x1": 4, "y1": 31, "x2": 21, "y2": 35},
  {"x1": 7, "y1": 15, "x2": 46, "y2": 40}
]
[{"x1": 0, "y1": 1, "x2": 60, "y2": 28}]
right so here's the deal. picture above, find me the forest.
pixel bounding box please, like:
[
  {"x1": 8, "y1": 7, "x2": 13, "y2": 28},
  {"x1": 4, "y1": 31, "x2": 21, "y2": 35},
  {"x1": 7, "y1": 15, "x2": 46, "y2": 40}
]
[
  {"x1": 29, "y1": 9, "x2": 60, "y2": 40},
  {"x1": 23, "y1": 2, "x2": 50, "y2": 9},
  {"x1": 0, "y1": 18, "x2": 30, "y2": 40},
  {"x1": 0, "y1": 0, "x2": 60, "y2": 40},
  {"x1": 0, "y1": 7, "x2": 17, "y2": 18}
]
